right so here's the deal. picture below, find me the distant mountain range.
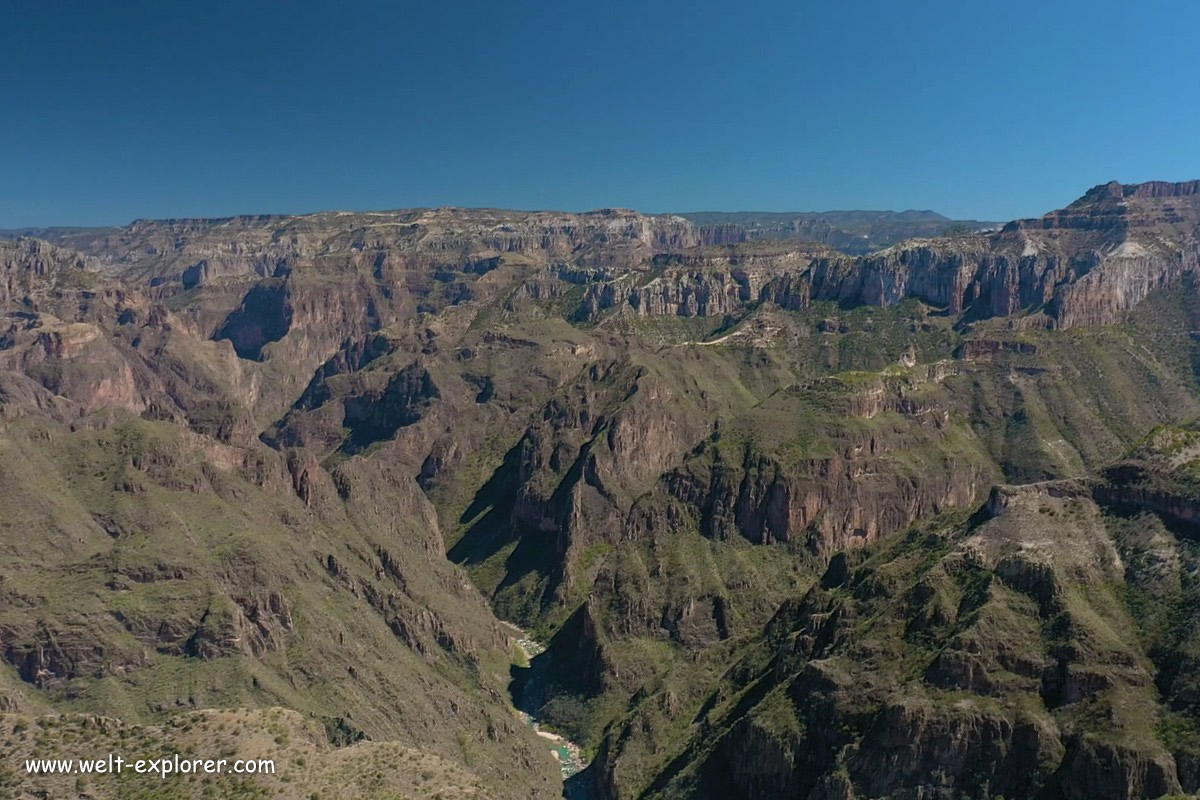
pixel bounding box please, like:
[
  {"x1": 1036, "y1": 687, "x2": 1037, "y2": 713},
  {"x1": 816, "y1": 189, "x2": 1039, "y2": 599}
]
[
  {"x1": 676, "y1": 209, "x2": 998, "y2": 253},
  {"x1": 2, "y1": 208, "x2": 998, "y2": 258}
]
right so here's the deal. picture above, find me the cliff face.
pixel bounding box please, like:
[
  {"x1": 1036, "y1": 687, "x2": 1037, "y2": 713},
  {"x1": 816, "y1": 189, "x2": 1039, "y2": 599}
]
[
  {"x1": 51, "y1": 208, "x2": 698, "y2": 296},
  {"x1": 570, "y1": 181, "x2": 1200, "y2": 332},
  {"x1": 653, "y1": 372, "x2": 990, "y2": 555},
  {"x1": 0, "y1": 237, "x2": 98, "y2": 310},
  {"x1": 1088, "y1": 421, "x2": 1200, "y2": 527},
  {"x1": 579, "y1": 233, "x2": 1197, "y2": 331}
]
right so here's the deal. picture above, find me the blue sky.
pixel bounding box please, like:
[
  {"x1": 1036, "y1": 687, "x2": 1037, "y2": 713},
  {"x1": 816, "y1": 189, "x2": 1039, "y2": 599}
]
[{"x1": 2, "y1": 0, "x2": 1198, "y2": 226}]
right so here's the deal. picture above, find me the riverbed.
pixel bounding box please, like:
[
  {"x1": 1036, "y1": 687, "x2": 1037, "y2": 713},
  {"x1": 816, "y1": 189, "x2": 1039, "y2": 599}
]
[{"x1": 505, "y1": 624, "x2": 590, "y2": 798}]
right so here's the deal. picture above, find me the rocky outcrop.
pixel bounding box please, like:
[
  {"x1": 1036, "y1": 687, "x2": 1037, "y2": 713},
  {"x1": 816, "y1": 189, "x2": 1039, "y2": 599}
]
[
  {"x1": 0, "y1": 237, "x2": 93, "y2": 307},
  {"x1": 663, "y1": 446, "x2": 983, "y2": 555},
  {"x1": 213, "y1": 281, "x2": 293, "y2": 359},
  {"x1": 578, "y1": 248, "x2": 819, "y2": 320},
  {"x1": 503, "y1": 361, "x2": 720, "y2": 594},
  {"x1": 572, "y1": 181, "x2": 1200, "y2": 331},
  {"x1": 342, "y1": 361, "x2": 441, "y2": 452},
  {"x1": 1094, "y1": 480, "x2": 1200, "y2": 528},
  {"x1": 0, "y1": 321, "x2": 145, "y2": 414},
  {"x1": 649, "y1": 375, "x2": 991, "y2": 556},
  {"x1": 955, "y1": 338, "x2": 1039, "y2": 359}
]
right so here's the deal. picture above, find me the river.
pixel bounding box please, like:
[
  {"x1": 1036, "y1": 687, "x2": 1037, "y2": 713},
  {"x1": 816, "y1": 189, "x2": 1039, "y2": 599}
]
[{"x1": 505, "y1": 624, "x2": 591, "y2": 799}]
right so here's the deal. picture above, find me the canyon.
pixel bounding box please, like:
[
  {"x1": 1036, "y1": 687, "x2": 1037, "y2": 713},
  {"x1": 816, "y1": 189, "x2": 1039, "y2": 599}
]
[{"x1": 2, "y1": 180, "x2": 1200, "y2": 799}]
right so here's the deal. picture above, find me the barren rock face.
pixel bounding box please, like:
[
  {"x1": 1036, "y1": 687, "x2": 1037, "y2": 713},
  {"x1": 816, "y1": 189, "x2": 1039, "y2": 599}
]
[
  {"x1": 572, "y1": 182, "x2": 1200, "y2": 333},
  {"x1": 0, "y1": 238, "x2": 94, "y2": 308}
]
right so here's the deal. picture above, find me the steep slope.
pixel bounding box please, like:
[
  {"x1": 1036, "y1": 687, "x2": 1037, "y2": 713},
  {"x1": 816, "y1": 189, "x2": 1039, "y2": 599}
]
[
  {"x1": 0, "y1": 238, "x2": 564, "y2": 798},
  {"x1": 601, "y1": 427, "x2": 1200, "y2": 800}
]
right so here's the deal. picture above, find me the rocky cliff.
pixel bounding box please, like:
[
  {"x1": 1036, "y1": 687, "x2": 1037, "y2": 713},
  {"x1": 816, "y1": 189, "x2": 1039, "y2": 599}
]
[{"x1": 569, "y1": 181, "x2": 1200, "y2": 333}]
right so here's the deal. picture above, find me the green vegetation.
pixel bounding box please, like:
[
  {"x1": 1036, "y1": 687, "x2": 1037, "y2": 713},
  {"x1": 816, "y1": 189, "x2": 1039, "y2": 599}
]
[{"x1": 0, "y1": 412, "x2": 560, "y2": 799}]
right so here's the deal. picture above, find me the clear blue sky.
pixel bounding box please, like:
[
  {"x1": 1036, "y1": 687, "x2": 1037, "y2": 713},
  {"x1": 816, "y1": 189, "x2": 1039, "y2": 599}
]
[{"x1": 3, "y1": 0, "x2": 1198, "y2": 227}]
